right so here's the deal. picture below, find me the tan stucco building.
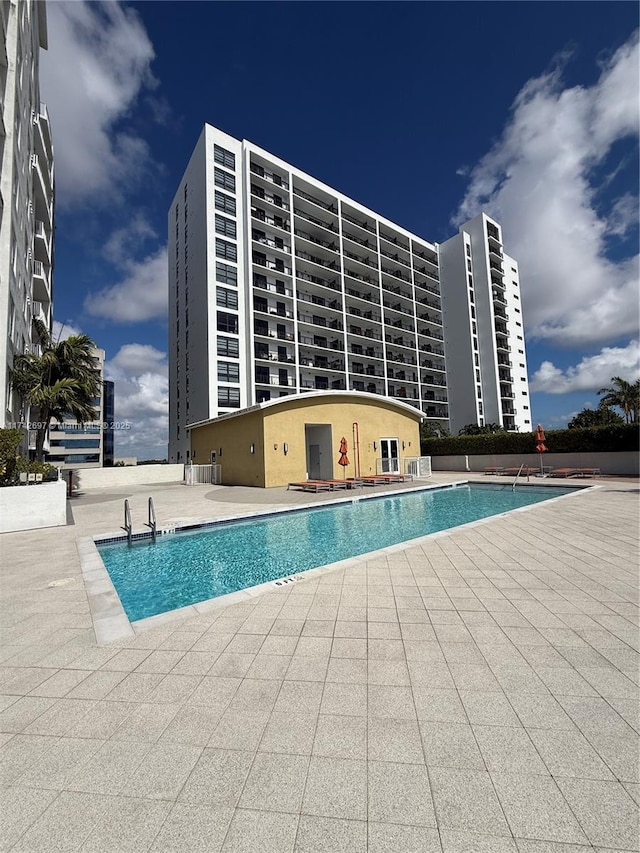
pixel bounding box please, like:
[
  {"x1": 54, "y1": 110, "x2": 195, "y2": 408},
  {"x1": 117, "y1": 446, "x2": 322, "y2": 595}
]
[{"x1": 188, "y1": 391, "x2": 423, "y2": 488}]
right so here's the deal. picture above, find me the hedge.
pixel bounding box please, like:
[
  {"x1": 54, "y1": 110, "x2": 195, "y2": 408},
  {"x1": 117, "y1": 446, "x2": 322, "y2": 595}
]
[{"x1": 421, "y1": 424, "x2": 640, "y2": 456}]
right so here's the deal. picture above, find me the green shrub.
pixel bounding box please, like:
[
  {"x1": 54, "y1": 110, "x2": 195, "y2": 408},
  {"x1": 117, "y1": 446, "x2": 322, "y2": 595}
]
[
  {"x1": 0, "y1": 428, "x2": 57, "y2": 485},
  {"x1": 421, "y1": 424, "x2": 640, "y2": 456}
]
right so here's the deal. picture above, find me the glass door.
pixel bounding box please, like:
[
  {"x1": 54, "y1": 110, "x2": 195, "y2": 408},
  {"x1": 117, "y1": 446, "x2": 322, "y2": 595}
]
[{"x1": 380, "y1": 438, "x2": 399, "y2": 473}]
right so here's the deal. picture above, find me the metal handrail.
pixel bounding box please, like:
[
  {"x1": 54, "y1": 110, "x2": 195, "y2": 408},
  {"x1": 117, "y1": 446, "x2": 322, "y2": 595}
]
[
  {"x1": 512, "y1": 463, "x2": 525, "y2": 491},
  {"x1": 122, "y1": 499, "x2": 132, "y2": 545},
  {"x1": 145, "y1": 497, "x2": 157, "y2": 542}
]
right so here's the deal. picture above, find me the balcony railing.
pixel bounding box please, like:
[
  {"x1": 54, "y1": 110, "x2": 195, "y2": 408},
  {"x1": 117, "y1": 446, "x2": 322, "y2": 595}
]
[
  {"x1": 295, "y1": 249, "x2": 340, "y2": 272},
  {"x1": 381, "y1": 265, "x2": 411, "y2": 284},
  {"x1": 293, "y1": 186, "x2": 337, "y2": 213},
  {"x1": 343, "y1": 248, "x2": 378, "y2": 270},
  {"x1": 342, "y1": 230, "x2": 375, "y2": 250},
  {"x1": 341, "y1": 211, "x2": 376, "y2": 234},
  {"x1": 295, "y1": 228, "x2": 339, "y2": 252},
  {"x1": 294, "y1": 207, "x2": 338, "y2": 233},
  {"x1": 297, "y1": 270, "x2": 341, "y2": 292},
  {"x1": 250, "y1": 185, "x2": 290, "y2": 210}
]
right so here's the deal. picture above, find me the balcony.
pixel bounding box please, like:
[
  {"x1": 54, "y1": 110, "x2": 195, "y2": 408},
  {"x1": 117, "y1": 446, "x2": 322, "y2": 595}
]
[
  {"x1": 250, "y1": 162, "x2": 289, "y2": 190},
  {"x1": 34, "y1": 219, "x2": 52, "y2": 264},
  {"x1": 295, "y1": 249, "x2": 340, "y2": 273},
  {"x1": 342, "y1": 229, "x2": 376, "y2": 251},
  {"x1": 297, "y1": 269, "x2": 341, "y2": 293},
  {"x1": 293, "y1": 185, "x2": 337, "y2": 214},
  {"x1": 253, "y1": 252, "x2": 292, "y2": 276},
  {"x1": 345, "y1": 285, "x2": 379, "y2": 305},
  {"x1": 298, "y1": 291, "x2": 342, "y2": 312},
  {"x1": 252, "y1": 231, "x2": 291, "y2": 254},
  {"x1": 380, "y1": 246, "x2": 411, "y2": 271},
  {"x1": 250, "y1": 184, "x2": 290, "y2": 211},
  {"x1": 344, "y1": 267, "x2": 377, "y2": 286},
  {"x1": 418, "y1": 328, "x2": 444, "y2": 341},
  {"x1": 31, "y1": 154, "x2": 53, "y2": 204},
  {"x1": 295, "y1": 227, "x2": 339, "y2": 253},
  {"x1": 343, "y1": 247, "x2": 378, "y2": 271},
  {"x1": 251, "y1": 206, "x2": 290, "y2": 232},
  {"x1": 253, "y1": 274, "x2": 293, "y2": 298},
  {"x1": 32, "y1": 260, "x2": 51, "y2": 303},
  {"x1": 387, "y1": 351, "x2": 417, "y2": 366},
  {"x1": 35, "y1": 103, "x2": 53, "y2": 160},
  {"x1": 294, "y1": 206, "x2": 338, "y2": 234},
  {"x1": 381, "y1": 264, "x2": 411, "y2": 285},
  {"x1": 341, "y1": 209, "x2": 376, "y2": 235},
  {"x1": 419, "y1": 343, "x2": 445, "y2": 357},
  {"x1": 298, "y1": 333, "x2": 344, "y2": 352}
]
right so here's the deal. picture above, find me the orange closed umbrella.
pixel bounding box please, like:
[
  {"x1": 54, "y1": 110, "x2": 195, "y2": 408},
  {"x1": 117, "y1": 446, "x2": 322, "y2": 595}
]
[
  {"x1": 338, "y1": 436, "x2": 349, "y2": 475},
  {"x1": 535, "y1": 424, "x2": 547, "y2": 475}
]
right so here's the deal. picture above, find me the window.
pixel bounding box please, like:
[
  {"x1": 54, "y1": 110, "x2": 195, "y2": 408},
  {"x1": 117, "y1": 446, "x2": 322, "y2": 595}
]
[
  {"x1": 217, "y1": 312, "x2": 238, "y2": 334},
  {"x1": 467, "y1": 259, "x2": 472, "y2": 272},
  {"x1": 218, "y1": 361, "x2": 240, "y2": 382},
  {"x1": 215, "y1": 191, "x2": 236, "y2": 216},
  {"x1": 215, "y1": 215, "x2": 236, "y2": 239},
  {"x1": 216, "y1": 287, "x2": 238, "y2": 309},
  {"x1": 465, "y1": 243, "x2": 471, "y2": 257},
  {"x1": 216, "y1": 262, "x2": 237, "y2": 286},
  {"x1": 218, "y1": 387, "x2": 241, "y2": 408},
  {"x1": 216, "y1": 239, "x2": 237, "y2": 262},
  {"x1": 217, "y1": 336, "x2": 240, "y2": 358},
  {"x1": 214, "y1": 167, "x2": 235, "y2": 192},
  {"x1": 214, "y1": 145, "x2": 235, "y2": 170}
]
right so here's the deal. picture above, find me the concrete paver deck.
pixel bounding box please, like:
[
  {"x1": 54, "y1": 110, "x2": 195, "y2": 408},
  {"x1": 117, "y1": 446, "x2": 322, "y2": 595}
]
[{"x1": 1, "y1": 474, "x2": 638, "y2": 851}]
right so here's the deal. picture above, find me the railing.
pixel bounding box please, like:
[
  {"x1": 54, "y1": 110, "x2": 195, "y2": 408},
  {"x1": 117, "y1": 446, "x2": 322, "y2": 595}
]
[
  {"x1": 122, "y1": 499, "x2": 132, "y2": 545},
  {"x1": 293, "y1": 186, "x2": 337, "y2": 213},
  {"x1": 404, "y1": 456, "x2": 432, "y2": 478},
  {"x1": 185, "y1": 463, "x2": 221, "y2": 485},
  {"x1": 295, "y1": 228, "x2": 339, "y2": 252},
  {"x1": 341, "y1": 211, "x2": 376, "y2": 233},
  {"x1": 512, "y1": 463, "x2": 525, "y2": 491}
]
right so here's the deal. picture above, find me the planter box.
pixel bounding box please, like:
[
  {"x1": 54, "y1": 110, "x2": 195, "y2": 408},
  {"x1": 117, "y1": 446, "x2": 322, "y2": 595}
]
[{"x1": 0, "y1": 480, "x2": 67, "y2": 533}]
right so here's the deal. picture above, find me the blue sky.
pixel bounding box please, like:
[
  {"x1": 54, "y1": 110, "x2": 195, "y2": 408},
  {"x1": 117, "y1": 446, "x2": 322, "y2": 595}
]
[{"x1": 41, "y1": 2, "x2": 639, "y2": 458}]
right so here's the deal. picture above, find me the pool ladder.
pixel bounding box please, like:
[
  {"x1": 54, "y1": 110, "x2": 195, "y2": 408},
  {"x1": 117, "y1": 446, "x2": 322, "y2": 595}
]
[
  {"x1": 512, "y1": 463, "x2": 525, "y2": 491},
  {"x1": 121, "y1": 497, "x2": 157, "y2": 544},
  {"x1": 122, "y1": 499, "x2": 132, "y2": 544},
  {"x1": 145, "y1": 497, "x2": 157, "y2": 542}
]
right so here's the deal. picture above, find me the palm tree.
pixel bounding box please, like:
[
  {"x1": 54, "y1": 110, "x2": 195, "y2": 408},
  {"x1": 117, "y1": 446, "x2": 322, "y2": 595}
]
[
  {"x1": 597, "y1": 377, "x2": 640, "y2": 424},
  {"x1": 11, "y1": 321, "x2": 102, "y2": 462}
]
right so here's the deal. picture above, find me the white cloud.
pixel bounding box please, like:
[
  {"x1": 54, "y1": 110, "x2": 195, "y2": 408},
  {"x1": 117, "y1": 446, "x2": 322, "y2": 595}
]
[
  {"x1": 40, "y1": 1, "x2": 156, "y2": 207},
  {"x1": 105, "y1": 344, "x2": 168, "y2": 458},
  {"x1": 453, "y1": 31, "x2": 639, "y2": 347},
  {"x1": 530, "y1": 340, "x2": 640, "y2": 393},
  {"x1": 83, "y1": 245, "x2": 168, "y2": 322},
  {"x1": 51, "y1": 320, "x2": 83, "y2": 342}
]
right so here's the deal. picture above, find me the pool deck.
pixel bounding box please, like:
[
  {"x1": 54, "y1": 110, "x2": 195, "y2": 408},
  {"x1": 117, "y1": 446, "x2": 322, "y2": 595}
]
[{"x1": 1, "y1": 473, "x2": 638, "y2": 852}]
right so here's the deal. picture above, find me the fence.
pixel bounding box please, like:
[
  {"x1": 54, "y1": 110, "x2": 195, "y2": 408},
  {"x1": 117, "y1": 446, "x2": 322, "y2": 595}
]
[
  {"x1": 403, "y1": 456, "x2": 432, "y2": 478},
  {"x1": 185, "y1": 463, "x2": 222, "y2": 485}
]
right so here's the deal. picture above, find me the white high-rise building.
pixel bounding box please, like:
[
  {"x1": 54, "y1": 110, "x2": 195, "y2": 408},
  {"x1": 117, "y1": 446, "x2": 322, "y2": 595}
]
[
  {"x1": 0, "y1": 0, "x2": 53, "y2": 429},
  {"x1": 168, "y1": 125, "x2": 530, "y2": 461},
  {"x1": 169, "y1": 125, "x2": 450, "y2": 462},
  {"x1": 439, "y1": 213, "x2": 531, "y2": 433}
]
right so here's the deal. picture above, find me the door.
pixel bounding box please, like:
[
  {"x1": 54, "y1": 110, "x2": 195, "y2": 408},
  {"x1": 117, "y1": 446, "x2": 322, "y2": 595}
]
[
  {"x1": 380, "y1": 438, "x2": 399, "y2": 473},
  {"x1": 308, "y1": 444, "x2": 321, "y2": 480}
]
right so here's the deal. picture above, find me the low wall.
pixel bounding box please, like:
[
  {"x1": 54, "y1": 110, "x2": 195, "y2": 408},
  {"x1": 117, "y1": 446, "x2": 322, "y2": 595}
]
[
  {"x1": 72, "y1": 464, "x2": 185, "y2": 491},
  {"x1": 431, "y1": 452, "x2": 639, "y2": 477},
  {"x1": 0, "y1": 480, "x2": 67, "y2": 533}
]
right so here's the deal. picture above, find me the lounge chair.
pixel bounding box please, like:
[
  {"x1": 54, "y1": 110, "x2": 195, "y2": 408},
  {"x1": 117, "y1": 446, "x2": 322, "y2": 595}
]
[
  {"x1": 320, "y1": 479, "x2": 349, "y2": 490},
  {"x1": 371, "y1": 472, "x2": 413, "y2": 483},
  {"x1": 549, "y1": 468, "x2": 579, "y2": 478},
  {"x1": 503, "y1": 467, "x2": 539, "y2": 477},
  {"x1": 574, "y1": 468, "x2": 601, "y2": 478},
  {"x1": 483, "y1": 466, "x2": 505, "y2": 475},
  {"x1": 287, "y1": 481, "x2": 332, "y2": 492}
]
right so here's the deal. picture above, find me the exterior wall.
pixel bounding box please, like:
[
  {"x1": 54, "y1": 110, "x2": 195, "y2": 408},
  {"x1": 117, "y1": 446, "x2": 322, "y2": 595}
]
[
  {"x1": 189, "y1": 394, "x2": 421, "y2": 488},
  {"x1": 0, "y1": 479, "x2": 66, "y2": 533},
  {"x1": 440, "y1": 213, "x2": 531, "y2": 433},
  {"x1": 71, "y1": 464, "x2": 185, "y2": 491},
  {"x1": 503, "y1": 254, "x2": 532, "y2": 431},
  {"x1": 438, "y1": 232, "x2": 478, "y2": 430},
  {"x1": 190, "y1": 409, "x2": 266, "y2": 487},
  {"x1": 430, "y1": 453, "x2": 638, "y2": 477},
  {"x1": 0, "y1": 1, "x2": 53, "y2": 430}
]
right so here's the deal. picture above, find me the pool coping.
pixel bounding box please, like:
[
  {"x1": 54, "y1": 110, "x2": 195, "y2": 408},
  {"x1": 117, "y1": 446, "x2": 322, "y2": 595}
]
[{"x1": 77, "y1": 479, "x2": 597, "y2": 645}]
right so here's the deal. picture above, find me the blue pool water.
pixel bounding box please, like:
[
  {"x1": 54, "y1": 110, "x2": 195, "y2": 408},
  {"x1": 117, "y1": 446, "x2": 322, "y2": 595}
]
[{"x1": 97, "y1": 483, "x2": 577, "y2": 622}]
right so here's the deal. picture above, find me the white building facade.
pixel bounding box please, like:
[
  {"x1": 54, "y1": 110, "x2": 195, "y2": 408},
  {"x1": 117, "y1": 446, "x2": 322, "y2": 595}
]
[
  {"x1": 169, "y1": 126, "x2": 450, "y2": 462},
  {"x1": 169, "y1": 126, "x2": 531, "y2": 461},
  {"x1": 0, "y1": 0, "x2": 53, "y2": 429},
  {"x1": 439, "y1": 213, "x2": 531, "y2": 433}
]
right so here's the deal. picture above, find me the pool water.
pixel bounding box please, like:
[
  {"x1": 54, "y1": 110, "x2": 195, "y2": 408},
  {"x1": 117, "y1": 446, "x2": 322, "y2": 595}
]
[{"x1": 97, "y1": 483, "x2": 577, "y2": 622}]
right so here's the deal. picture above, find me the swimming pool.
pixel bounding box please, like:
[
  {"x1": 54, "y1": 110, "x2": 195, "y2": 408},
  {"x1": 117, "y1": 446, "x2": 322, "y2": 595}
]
[{"x1": 96, "y1": 482, "x2": 580, "y2": 623}]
